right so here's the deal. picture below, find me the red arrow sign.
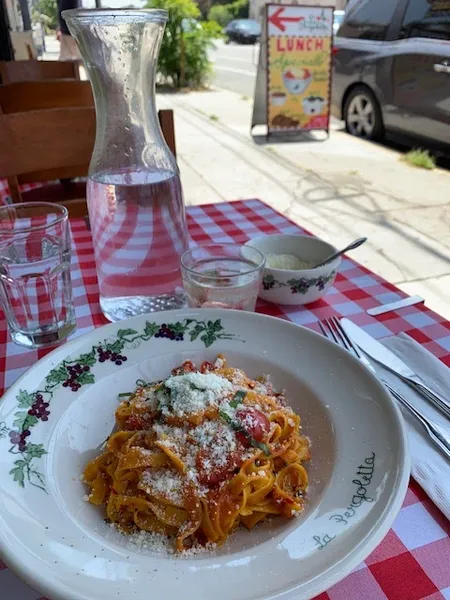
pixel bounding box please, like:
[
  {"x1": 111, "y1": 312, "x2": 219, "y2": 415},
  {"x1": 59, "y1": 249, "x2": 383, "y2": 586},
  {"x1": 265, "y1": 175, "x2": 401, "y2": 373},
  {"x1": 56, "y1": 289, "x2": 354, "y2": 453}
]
[{"x1": 269, "y1": 8, "x2": 304, "y2": 32}]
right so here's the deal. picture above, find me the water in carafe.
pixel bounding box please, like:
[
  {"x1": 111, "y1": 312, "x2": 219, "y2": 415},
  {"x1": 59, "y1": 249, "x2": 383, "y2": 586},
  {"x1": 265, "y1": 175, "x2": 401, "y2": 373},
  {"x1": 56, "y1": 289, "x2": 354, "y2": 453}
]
[
  {"x1": 87, "y1": 168, "x2": 187, "y2": 321},
  {"x1": 64, "y1": 9, "x2": 189, "y2": 322}
]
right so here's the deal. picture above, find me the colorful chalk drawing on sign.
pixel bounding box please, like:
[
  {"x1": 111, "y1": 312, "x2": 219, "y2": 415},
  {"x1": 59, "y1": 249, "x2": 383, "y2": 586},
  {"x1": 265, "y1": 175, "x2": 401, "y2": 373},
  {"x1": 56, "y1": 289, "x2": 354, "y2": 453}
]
[
  {"x1": 313, "y1": 452, "x2": 376, "y2": 551},
  {"x1": 267, "y1": 5, "x2": 333, "y2": 133}
]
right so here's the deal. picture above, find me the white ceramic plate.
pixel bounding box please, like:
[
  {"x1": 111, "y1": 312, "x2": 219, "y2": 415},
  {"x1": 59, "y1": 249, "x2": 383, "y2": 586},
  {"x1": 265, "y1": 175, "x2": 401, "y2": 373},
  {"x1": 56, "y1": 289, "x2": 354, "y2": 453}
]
[{"x1": 0, "y1": 309, "x2": 410, "y2": 600}]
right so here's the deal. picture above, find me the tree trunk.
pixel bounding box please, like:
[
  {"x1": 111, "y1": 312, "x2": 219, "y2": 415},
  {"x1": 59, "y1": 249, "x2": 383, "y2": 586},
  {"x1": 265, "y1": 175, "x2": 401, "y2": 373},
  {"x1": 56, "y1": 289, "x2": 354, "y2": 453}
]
[{"x1": 179, "y1": 32, "x2": 185, "y2": 88}]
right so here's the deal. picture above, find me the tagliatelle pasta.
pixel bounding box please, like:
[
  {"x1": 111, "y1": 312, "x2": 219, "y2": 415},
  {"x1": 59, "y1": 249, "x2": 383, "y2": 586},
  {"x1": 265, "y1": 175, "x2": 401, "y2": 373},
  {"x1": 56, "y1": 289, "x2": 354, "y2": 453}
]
[{"x1": 83, "y1": 355, "x2": 310, "y2": 552}]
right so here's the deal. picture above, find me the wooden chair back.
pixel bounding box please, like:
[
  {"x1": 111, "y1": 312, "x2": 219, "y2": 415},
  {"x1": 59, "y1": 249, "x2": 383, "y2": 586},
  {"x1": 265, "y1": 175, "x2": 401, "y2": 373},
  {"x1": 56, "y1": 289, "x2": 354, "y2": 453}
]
[
  {"x1": 0, "y1": 107, "x2": 95, "y2": 173},
  {"x1": 0, "y1": 80, "x2": 93, "y2": 112},
  {"x1": 0, "y1": 81, "x2": 177, "y2": 158},
  {"x1": 0, "y1": 60, "x2": 80, "y2": 84},
  {"x1": 0, "y1": 107, "x2": 95, "y2": 216},
  {"x1": 158, "y1": 109, "x2": 177, "y2": 159},
  {"x1": 0, "y1": 82, "x2": 177, "y2": 217}
]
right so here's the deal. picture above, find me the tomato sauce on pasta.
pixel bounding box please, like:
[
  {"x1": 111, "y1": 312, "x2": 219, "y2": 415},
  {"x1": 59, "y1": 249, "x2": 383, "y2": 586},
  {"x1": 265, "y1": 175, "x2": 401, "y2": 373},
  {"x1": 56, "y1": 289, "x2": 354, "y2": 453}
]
[{"x1": 83, "y1": 355, "x2": 310, "y2": 552}]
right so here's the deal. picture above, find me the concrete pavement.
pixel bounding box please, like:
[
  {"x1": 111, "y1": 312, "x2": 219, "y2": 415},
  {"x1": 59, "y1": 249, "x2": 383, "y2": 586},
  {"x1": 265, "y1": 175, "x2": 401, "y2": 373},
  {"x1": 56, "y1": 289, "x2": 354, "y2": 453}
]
[{"x1": 42, "y1": 35, "x2": 60, "y2": 60}]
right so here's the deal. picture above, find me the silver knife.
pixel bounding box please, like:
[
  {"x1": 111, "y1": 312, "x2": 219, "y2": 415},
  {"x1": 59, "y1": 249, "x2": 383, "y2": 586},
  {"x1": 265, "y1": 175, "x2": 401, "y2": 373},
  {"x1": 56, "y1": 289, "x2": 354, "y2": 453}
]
[{"x1": 341, "y1": 318, "x2": 450, "y2": 421}]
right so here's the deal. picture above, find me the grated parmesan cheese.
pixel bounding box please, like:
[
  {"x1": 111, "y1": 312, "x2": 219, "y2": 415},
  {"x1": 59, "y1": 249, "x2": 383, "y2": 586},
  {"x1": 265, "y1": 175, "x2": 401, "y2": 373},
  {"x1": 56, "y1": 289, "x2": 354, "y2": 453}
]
[
  {"x1": 240, "y1": 412, "x2": 259, "y2": 431},
  {"x1": 141, "y1": 387, "x2": 159, "y2": 412},
  {"x1": 105, "y1": 524, "x2": 218, "y2": 557},
  {"x1": 265, "y1": 253, "x2": 313, "y2": 270},
  {"x1": 190, "y1": 420, "x2": 237, "y2": 469},
  {"x1": 140, "y1": 469, "x2": 183, "y2": 504},
  {"x1": 161, "y1": 372, "x2": 232, "y2": 418}
]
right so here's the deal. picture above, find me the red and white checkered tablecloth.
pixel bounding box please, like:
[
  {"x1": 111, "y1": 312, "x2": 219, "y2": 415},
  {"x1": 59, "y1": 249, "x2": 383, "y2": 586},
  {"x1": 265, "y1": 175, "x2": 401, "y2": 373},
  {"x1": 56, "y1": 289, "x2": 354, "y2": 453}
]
[
  {"x1": 0, "y1": 199, "x2": 449, "y2": 600},
  {"x1": 0, "y1": 180, "x2": 48, "y2": 206}
]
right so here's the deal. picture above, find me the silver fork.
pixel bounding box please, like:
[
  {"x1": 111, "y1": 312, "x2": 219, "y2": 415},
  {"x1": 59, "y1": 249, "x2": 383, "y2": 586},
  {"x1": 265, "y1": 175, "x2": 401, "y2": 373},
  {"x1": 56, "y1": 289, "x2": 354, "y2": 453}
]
[{"x1": 319, "y1": 316, "x2": 450, "y2": 461}]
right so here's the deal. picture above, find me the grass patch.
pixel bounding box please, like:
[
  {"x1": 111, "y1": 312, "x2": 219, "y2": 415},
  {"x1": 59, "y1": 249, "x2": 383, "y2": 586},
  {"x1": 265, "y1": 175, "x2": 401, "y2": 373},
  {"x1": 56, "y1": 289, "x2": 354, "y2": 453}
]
[
  {"x1": 209, "y1": 114, "x2": 219, "y2": 121},
  {"x1": 403, "y1": 149, "x2": 435, "y2": 170}
]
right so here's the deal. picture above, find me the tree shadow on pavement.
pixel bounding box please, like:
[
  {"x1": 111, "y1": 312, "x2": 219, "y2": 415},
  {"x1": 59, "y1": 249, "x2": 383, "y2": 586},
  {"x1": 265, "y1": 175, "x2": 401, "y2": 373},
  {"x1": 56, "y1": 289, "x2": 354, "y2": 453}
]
[{"x1": 288, "y1": 168, "x2": 450, "y2": 283}]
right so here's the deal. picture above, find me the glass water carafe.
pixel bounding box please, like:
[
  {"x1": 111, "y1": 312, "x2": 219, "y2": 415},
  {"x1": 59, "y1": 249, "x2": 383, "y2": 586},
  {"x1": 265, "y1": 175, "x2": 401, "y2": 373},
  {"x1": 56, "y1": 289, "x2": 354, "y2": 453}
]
[{"x1": 63, "y1": 9, "x2": 189, "y2": 322}]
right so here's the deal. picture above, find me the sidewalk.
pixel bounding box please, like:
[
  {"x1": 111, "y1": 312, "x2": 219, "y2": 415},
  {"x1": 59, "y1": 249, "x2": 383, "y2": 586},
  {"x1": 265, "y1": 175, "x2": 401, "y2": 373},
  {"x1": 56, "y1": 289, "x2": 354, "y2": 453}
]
[
  {"x1": 42, "y1": 35, "x2": 59, "y2": 60},
  {"x1": 157, "y1": 88, "x2": 450, "y2": 320}
]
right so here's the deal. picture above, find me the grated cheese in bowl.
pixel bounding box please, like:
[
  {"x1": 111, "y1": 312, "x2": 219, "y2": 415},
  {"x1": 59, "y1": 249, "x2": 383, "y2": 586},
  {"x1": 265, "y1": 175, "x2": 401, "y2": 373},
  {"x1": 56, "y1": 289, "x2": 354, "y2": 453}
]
[{"x1": 265, "y1": 253, "x2": 314, "y2": 270}]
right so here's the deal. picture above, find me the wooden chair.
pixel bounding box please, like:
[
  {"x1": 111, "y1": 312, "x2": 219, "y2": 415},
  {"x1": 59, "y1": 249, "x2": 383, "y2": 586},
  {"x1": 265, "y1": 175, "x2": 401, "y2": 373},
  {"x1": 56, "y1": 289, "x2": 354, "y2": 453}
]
[
  {"x1": 0, "y1": 79, "x2": 177, "y2": 217},
  {"x1": 0, "y1": 81, "x2": 177, "y2": 158},
  {"x1": 158, "y1": 109, "x2": 177, "y2": 159},
  {"x1": 0, "y1": 107, "x2": 95, "y2": 217},
  {"x1": 0, "y1": 80, "x2": 93, "y2": 112},
  {"x1": 0, "y1": 81, "x2": 94, "y2": 206},
  {"x1": 0, "y1": 60, "x2": 80, "y2": 84},
  {"x1": 0, "y1": 104, "x2": 177, "y2": 217}
]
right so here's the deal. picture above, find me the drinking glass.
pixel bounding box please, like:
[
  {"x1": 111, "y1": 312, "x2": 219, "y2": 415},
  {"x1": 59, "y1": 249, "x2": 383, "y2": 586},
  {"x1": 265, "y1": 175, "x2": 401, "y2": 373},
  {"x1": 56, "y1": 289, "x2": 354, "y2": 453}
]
[
  {"x1": 181, "y1": 244, "x2": 265, "y2": 311},
  {"x1": 0, "y1": 202, "x2": 76, "y2": 348}
]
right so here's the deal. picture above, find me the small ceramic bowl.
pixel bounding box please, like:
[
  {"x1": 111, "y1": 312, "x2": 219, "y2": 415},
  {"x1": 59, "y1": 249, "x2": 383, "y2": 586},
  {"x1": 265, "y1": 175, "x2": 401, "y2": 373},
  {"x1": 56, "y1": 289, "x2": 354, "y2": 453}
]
[{"x1": 245, "y1": 234, "x2": 341, "y2": 305}]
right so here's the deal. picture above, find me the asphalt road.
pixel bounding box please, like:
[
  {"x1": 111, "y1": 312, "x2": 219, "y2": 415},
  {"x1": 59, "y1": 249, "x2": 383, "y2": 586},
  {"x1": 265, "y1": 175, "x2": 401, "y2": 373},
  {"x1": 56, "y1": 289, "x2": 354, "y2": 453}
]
[{"x1": 209, "y1": 40, "x2": 260, "y2": 98}]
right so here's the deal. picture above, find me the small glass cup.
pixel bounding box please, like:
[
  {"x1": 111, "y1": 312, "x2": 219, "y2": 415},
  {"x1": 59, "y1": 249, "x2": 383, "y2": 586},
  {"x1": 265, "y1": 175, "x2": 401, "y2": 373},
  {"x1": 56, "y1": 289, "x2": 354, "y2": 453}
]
[
  {"x1": 0, "y1": 202, "x2": 76, "y2": 348},
  {"x1": 181, "y1": 244, "x2": 265, "y2": 311}
]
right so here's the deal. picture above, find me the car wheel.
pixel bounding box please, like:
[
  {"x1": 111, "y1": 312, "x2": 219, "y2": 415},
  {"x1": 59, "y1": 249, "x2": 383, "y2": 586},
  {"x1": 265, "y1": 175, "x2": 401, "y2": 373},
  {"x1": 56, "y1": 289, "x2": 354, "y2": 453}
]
[{"x1": 344, "y1": 86, "x2": 383, "y2": 140}]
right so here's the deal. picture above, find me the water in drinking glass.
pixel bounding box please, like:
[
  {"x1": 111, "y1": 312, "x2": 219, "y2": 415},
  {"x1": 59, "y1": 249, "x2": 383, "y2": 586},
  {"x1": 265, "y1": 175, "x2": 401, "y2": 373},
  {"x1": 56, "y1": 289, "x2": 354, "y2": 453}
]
[
  {"x1": 87, "y1": 168, "x2": 189, "y2": 322},
  {"x1": 0, "y1": 203, "x2": 76, "y2": 348},
  {"x1": 183, "y1": 260, "x2": 262, "y2": 311},
  {"x1": 181, "y1": 245, "x2": 265, "y2": 311}
]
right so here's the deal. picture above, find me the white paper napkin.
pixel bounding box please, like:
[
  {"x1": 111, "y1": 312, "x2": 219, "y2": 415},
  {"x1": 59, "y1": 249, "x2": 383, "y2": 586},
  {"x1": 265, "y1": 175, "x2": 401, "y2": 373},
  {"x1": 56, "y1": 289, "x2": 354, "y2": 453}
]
[{"x1": 372, "y1": 333, "x2": 450, "y2": 520}]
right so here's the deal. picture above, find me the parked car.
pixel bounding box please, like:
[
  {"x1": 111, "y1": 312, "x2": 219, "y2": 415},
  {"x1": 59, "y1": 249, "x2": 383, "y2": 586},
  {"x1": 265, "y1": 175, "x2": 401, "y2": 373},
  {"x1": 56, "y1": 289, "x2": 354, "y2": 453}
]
[
  {"x1": 333, "y1": 10, "x2": 345, "y2": 35},
  {"x1": 224, "y1": 19, "x2": 261, "y2": 44},
  {"x1": 332, "y1": 0, "x2": 450, "y2": 152}
]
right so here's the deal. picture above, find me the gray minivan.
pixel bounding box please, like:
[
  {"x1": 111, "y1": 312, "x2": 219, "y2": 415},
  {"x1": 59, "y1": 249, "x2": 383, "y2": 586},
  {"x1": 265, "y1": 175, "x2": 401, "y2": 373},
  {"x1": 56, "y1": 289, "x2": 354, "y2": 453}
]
[{"x1": 332, "y1": 0, "x2": 450, "y2": 151}]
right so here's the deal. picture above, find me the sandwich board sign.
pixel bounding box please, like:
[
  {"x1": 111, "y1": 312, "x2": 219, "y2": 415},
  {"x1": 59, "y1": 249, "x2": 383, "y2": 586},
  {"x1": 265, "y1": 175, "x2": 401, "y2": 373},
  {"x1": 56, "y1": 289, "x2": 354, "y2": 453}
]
[{"x1": 252, "y1": 4, "x2": 333, "y2": 136}]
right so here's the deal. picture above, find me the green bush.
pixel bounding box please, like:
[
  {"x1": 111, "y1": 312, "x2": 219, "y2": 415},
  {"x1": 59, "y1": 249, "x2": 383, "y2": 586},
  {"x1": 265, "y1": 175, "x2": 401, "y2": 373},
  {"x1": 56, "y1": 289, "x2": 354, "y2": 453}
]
[
  {"x1": 183, "y1": 21, "x2": 223, "y2": 87},
  {"x1": 208, "y1": 0, "x2": 249, "y2": 26},
  {"x1": 33, "y1": 0, "x2": 57, "y2": 30},
  {"x1": 146, "y1": 0, "x2": 222, "y2": 88},
  {"x1": 230, "y1": 0, "x2": 249, "y2": 19},
  {"x1": 208, "y1": 4, "x2": 232, "y2": 26}
]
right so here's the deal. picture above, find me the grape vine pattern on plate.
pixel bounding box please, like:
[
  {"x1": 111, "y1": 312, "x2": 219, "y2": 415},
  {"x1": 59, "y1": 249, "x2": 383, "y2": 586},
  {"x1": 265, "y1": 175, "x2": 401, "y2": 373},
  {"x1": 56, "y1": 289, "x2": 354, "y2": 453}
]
[
  {"x1": 4, "y1": 318, "x2": 240, "y2": 492},
  {"x1": 262, "y1": 271, "x2": 336, "y2": 294}
]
